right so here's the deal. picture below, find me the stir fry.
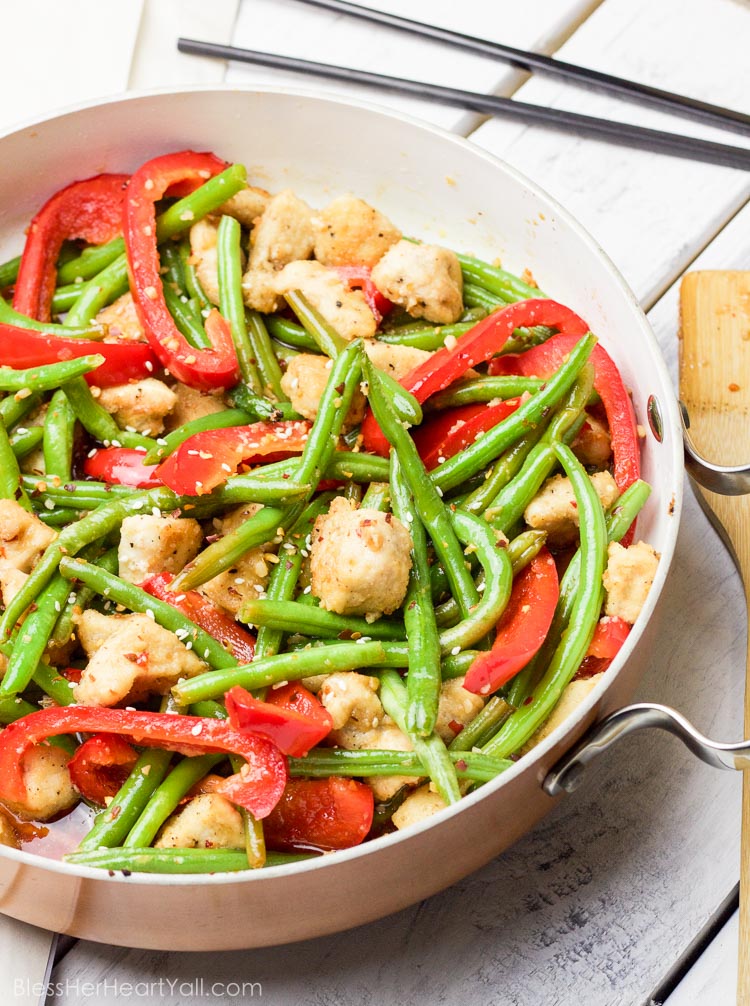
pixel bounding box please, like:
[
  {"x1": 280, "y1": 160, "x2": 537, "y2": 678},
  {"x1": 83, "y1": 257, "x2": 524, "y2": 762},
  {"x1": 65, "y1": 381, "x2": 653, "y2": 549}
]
[{"x1": 0, "y1": 150, "x2": 659, "y2": 873}]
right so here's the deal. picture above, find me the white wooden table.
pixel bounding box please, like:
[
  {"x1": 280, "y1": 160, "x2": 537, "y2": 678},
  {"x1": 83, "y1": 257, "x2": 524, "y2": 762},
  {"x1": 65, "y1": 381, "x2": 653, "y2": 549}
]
[{"x1": 2, "y1": 2, "x2": 749, "y2": 1003}]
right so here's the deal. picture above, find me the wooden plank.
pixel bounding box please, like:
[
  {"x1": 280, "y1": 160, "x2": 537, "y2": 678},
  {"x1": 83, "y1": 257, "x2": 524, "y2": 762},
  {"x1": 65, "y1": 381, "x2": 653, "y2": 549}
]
[
  {"x1": 467, "y1": 0, "x2": 750, "y2": 308},
  {"x1": 52, "y1": 202, "x2": 750, "y2": 1006},
  {"x1": 225, "y1": 0, "x2": 602, "y2": 135}
]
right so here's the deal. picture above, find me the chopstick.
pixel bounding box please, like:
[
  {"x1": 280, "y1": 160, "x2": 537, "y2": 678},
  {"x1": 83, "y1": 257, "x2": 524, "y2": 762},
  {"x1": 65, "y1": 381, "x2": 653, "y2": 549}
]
[
  {"x1": 177, "y1": 38, "x2": 750, "y2": 172},
  {"x1": 289, "y1": 0, "x2": 750, "y2": 138}
]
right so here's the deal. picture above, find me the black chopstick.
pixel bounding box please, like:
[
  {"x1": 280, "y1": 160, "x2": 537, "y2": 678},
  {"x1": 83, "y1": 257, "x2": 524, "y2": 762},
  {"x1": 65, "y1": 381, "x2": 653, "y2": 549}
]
[
  {"x1": 289, "y1": 0, "x2": 750, "y2": 138},
  {"x1": 177, "y1": 38, "x2": 750, "y2": 172}
]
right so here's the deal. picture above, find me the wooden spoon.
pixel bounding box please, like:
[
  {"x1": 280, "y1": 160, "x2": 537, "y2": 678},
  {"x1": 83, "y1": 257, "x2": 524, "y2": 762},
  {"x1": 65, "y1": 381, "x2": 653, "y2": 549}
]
[{"x1": 679, "y1": 269, "x2": 750, "y2": 1003}]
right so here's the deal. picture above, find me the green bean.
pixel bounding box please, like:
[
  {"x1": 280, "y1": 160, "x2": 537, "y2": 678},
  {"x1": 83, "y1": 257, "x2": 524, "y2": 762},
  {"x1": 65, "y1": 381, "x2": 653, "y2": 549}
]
[
  {"x1": 51, "y1": 546, "x2": 118, "y2": 650},
  {"x1": 0, "y1": 486, "x2": 186, "y2": 638},
  {"x1": 506, "y1": 479, "x2": 651, "y2": 708},
  {"x1": 170, "y1": 503, "x2": 293, "y2": 593},
  {"x1": 363, "y1": 355, "x2": 478, "y2": 619},
  {"x1": 162, "y1": 283, "x2": 210, "y2": 350},
  {"x1": 51, "y1": 284, "x2": 89, "y2": 314},
  {"x1": 462, "y1": 282, "x2": 504, "y2": 312},
  {"x1": 270, "y1": 339, "x2": 300, "y2": 363},
  {"x1": 179, "y1": 239, "x2": 211, "y2": 312},
  {"x1": 207, "y1": 476, "x2": 310, "y2": 509},
  {"x1": 240, "y1": 597, "x2": 405, "y2": 641},
  {"x1": 58, "y1": 556, "x2": 238, "y2": 670},
  {"x1": 437, "y1": 510, "x2": 512, "y2": 655},
  {"x1": 265, "y1": 315, "x2": 319, "y2": 352},
  {"x1": 64, "y1": 256, "x2": 129, "y2": 326},
  {"x1": 0, "y1": 391, "x2": 41, "y2": 429},
  {"x1": 483, "y1": 442, "x2": 607, "y2": 758},
  {"x1": 246, "y1": 311, "x2": 286, "y2": 401},
  {"x1": 0, "y1": 355, "x2": 102, "y2": 392},
  {"x1": 459, "y1": 425, "x2": 547, "y2": 517},
  {"x1": 30, "y1": 661, "x2": 77, "y2": 707},
  {"x1": 244, "y1": 450, "x2": 390, "y2": 488},
  {"x1": 227, "y1": 381, "x2": 300, "y2": 422},
  {"x1": 390, "y1": 451, "x2": 441, "y2": 737},
  {"x1": 457, "y1": 254, "x2": 546, "y2": 302},
  {"x1": 156, "y1": 165, "x2": 248, "y2": 242},
  {"x1": 43, "y1": 389, "x2": 75, "y2": 481},
  {"x1": 0, "y1": 574, "x2": 75, "y2": 695},
  {"x1": 62, "y1": 377, "x2": 156, "y2": 451},
  {"x1": 77, "y1": 750, "x2": 173, "y2": 852},
  {"x1": 0, "y1": 694, "x2": 38, "y2": 723},
  {"x1": 65, "y1": 847, "x2": 315, "y2": 873},
  {"x1": 123, "y1": 753, "x2": 225, "y2": 848},
  {"x1": 376, "y1": 321, "x2": 478, "y2": 352},
  {"x1": 0, "y1": 294, "x2": 104, "y2": 338},
  {"x1": 360, "y1": 481, "x2": 390, "y2": 511},
  {"x1": 372, "y1": 367, "x2": 423, "y2": 425},
  {"x1": 217, "y1": 214, "x2": 262, "y2": 392},
  {"x1": 9, "y1": 425, "x2": 43, "y2": 459},
  {"x1": 290, "y1": 748, "x2": 511, "y2": 783},
  {"x1": 159, "y1": 241, "x2": 186, "y2": 291},
  {"x1": 379, "y1": 668, "x2": 460, "y2": 805},
  {"x1": 142, "y1": 408, "x2": 252, "y2": 464},
  {"x1": 434, "y1": 530, "x2": 546, "y2": 629},
  {"x1": 57, "y1": 241, "x2": 124, "y2": 286},
  {"x1": 485, "y1": 442, "x2": 556, "y2": 534},
  {"x1": 286, "y1": 290, "x2": 348, "y2": 359},
  {"x1": 23, "y1": 477, "x2": 134, "y2": 511},
  {"x1": 172, "y1": 640, "x2": 407, "y2": 705},
  {"x1": 0, "y1": 420, "x2": 31, "y2": 510},
  {"x1": 449, "y1": 696, "x2": 512, "y2": 752},
  {"x1": 439, "y1": 650, "x2": 479, "y2": 680},
  {"x1": 428, "y1": 376, "x2": 543, "y2": 410},
  {"x1": 253, "y1": 496, "x2": 332, "y2": 661},
  {"x1": 35, "y1": 508, "x2": 83, "y2": 527},
  {"x1": 0, "y1": 254, "x2": 21, "y2": 288},
  {"x1": 430, "y1": 333, "x2": 596, "y2": 493}
]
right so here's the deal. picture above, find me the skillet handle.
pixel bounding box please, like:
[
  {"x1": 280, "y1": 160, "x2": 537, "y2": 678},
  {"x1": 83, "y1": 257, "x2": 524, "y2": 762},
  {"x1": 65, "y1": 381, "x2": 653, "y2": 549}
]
[{"x1": 543, "y1": 702, "x2": 750, "y2": 797}]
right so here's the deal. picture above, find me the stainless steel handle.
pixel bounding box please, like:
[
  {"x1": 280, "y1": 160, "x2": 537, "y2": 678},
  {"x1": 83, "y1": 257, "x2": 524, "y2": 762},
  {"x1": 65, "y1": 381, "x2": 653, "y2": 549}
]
[
  {"x1": 680, "y1": 400, "x2": 750, "y2": 495},
  {"x1": 543, "y1": 702, "x2": 750, "y2": 797}
]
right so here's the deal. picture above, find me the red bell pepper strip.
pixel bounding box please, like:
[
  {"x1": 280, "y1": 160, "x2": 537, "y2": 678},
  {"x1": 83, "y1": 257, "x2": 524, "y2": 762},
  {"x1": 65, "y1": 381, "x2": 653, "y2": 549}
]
[
  {"x1": 13, "y1": 173, "x2": 129, "y2": 323},
  {"x1": 488, "y1": 332, "x2": 640, "y2": 495},
  {"x1": 155, "y1": 420, "x2": 311, "y2": 496},
  {"x1": 464, "y1": 548, "x2": 559, "y2": 696},
  {"x1": 412, "y1": 398, "x2": 521, "y2": 470},
  {"x1": 0, "y1": 322, "x2": 159, "y2": 388},
  {"x1": 575, "y1": 615, "x2": 631, "y2": 679},
  {"x1": 67, "y1": 733, "x2": 139, "y2": 806},
  {"x1": 141, "y1": 572, "x2": 256, "y2": 665},
  {"x1": 123, "y1": 151, "x2": 240, "y2": 391},
  {"x1": 335, "y1": 265, "x2": 393, "y2": 325},
  {"x1": 84, "y1": 447, "x2": 162, "y2": 489},
  {"x1": 0, "y1": 706, "x2": 287, "y2": 819},
  {"x1": 225, "y1": 684, "x2": 333, "y2": 757},
  {"x1": 362, "y1": 298, "x2": 589, "y2": 455},
  {"x1": 263, "y1": 778, "x2": 374, "y2": 852}
]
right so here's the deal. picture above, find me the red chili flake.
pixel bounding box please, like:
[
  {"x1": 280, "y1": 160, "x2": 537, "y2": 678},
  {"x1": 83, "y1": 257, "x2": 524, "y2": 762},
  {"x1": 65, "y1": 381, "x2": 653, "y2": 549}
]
[
  {"x1": 456, "y1": 759, "x2": 468, "y2": 772},
  {"x1": 448, "y1": 719, "x2": 464, "y2": 735},
  {"x1": 522, "y1": 695, "x2": 534, "y2": 706}
]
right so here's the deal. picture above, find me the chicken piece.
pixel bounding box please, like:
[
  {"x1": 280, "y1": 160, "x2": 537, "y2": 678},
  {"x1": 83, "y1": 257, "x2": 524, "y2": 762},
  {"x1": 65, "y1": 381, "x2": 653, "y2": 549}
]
[
  {"x1": 155, "y1": 793, "x2": 245, "y2": 850},
  {"x1": 200, "y1": 504, "x2": 274, "y2": 617},
  {"x1": 164, "y1": 383, "x2": 226, "y2": 431},
  {"x1": 371, "y1": 240, "x2": 463, "y2": 325},
  {"x1": 241, "y1": 190, "x2": 315, "y2": 313},
  {"x1": 571, "y1": 413, "x2": 612, "y2": 468},
  {"x1": 434, "y1": 677, "x2": 487, "y2": 745},
  {"x1": 319, "y1": 672, "x2": 383, "y2": 730},
  {"x1": 0, "y1": 499, "x2": 56, "y2": 572},
  {"x1": 310, "y1": 497, "x2": 412, "y2": 619},
  {"x1": 97, "y1": 379, "x2": 177, "y2": 436},
  {"x1": 0, "y1": 561, "x2": 28, "y2": 607},
  {"x1": 523, "y1": 471, "x2": 619, "y2": 547},
  {"x1": 74, "y1": 610, "x2": 206, "y2": 706},
  {"x1": 312, "y1": 195, "x2": 401, "y2": 268},
  {"x1": 0, "y1": 808, "x2": 18, "y2": 849},
  {"x1": 279, "y1": 354, "x2": 366, "y2": 428},
  {"x1": 117, "y1": 515, "x2": 202, "y2": 585},
  {"x1": 218, "y1": 184, "x2": 271, "y2": 228},
  {"x1": 332, "y1": 718, "x2": 415, "y2": 802},
  {"x1": 274, "y1": 261, "x2": 377, "y2": 341},
  {"x1": 603, "y1": 540, "x2": 660, "y2": 624},
  {"x1": 189, "y1": 217, "x2": 221, "y2": 305},
  {"x1": 19, "y1": 448, "x2": 45, "y2": 477},
  {"x1": 521, "y1": 673, "x2": 604, "y2": 754},
  {"x1": 364, "y1": 340, "x2": 432, "y2": 382},
  {"x1": 1, "y1": 743, "x2": 77, "y2": 821},
  {"x1": 96, "y1": 292, "x2": 146, "y2": 342},
  {"x1": 392, "y1": 783, "x2": 447, "y2": 831}
]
